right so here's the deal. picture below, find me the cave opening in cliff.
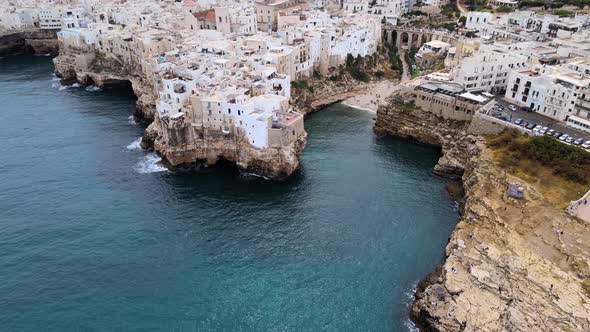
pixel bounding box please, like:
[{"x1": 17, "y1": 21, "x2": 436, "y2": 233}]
[{"x1": 100, "y1": 79, "x2": 136, "y2": 101}]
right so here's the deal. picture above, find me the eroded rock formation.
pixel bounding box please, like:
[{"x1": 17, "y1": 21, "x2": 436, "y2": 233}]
[
  {"x1": 0, "y1": 29, "x2": 59, "y2": 56},
  {"x1": 53, "y1": 49, "x2": 156, "y2": 121},
  {"x1": 291, "y1": 77, "x2": 370, "y2": 114},
  {"x1": 53, "y1": 43, "x2": 306, "y2": 180},
  {"x1": 144, "y1": 120, "x2": 306, "y2": 180},
  {"x1": 375, "y1": 92, "x2": 473, "y2": 179},
  {"x1": 376, "y1": 94, "x2": 590, "y2": 331}
]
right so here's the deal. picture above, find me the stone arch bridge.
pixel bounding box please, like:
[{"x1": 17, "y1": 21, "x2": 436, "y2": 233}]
[{"x1": 382, "y1": 25, "x2": 461, "y2": 50}]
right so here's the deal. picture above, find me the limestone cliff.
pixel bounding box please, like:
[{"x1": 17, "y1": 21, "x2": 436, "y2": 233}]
[
  {"x1": 0, "y1": 29, "x2": 59, "y2": 56},
  {"x1": 376, "y1": 97, "x2": 590, "y2": 331},
  {"x1": 374, "y1": 93, "x2": 471, "y2": 179},
  {"x1": 143, "y1": 119, "x2": 306, "y2": 180},
  {"x1": 53, "y1": 46, "x2": 306, "y2": 180},
  {"x1": 291, "y1": 76, "x2": 371, "y2": 114},
  {"x1": 53, "y1": 48, "x2": 156, "y2": 121}
]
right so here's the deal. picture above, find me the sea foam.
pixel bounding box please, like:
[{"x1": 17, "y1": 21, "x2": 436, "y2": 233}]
[
  {"x1": 58, "y1": 82, "x2": 82, "y2": 90},
  {"x1": 134, "y1": 153, "x2": 167, "y2": 174},
  {"x1": 126, "y1": 137, "x2": 143, "y2": 150},
  {"x1": 127, "y1": 115, "x2": 138, "y2": 125},
  {"x1": 85, "y1": 85, "x2": 101, "y2": 92}
]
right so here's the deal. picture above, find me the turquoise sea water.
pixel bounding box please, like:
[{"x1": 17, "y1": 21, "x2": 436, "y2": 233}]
[{"x1": 0, "y1": 56, "x2": 458, "y2": 331}]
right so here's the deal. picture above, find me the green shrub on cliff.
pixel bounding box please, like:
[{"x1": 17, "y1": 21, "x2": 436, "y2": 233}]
[
  {"x1": 388, "y1": 46, "x2": 403, "y2": 73},
  {"x1": 345, "y1": 54, "x2": 370, "y2": 82},
  {"x1": 495, "y1": 6, "x2": 514, "y2": 12},
  {"x1": 397, "y1": 100, "x2": 416, "y2": 112},
  {"x1": 291, "y1": 80, "x2": 314, "y2": 93},
  {"x1": 441, "y1": 0, "x2": 460, "y2": 18},
  {"x1": 554, "y1": 9, "x2": 574, "y2": 17},
  {"x1": 487, "y1": 130, "x2": 590, "y2": 184}
]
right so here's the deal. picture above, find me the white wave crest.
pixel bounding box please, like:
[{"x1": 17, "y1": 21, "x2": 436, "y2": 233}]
[
  {"x1": 85, "y1": 85, "x2": 101, "y2": 92},
  {"x1": 403, "y1": 319, "x2": 419, "y2": 332},
  {"x1": 126, "y1": 137, "x2": 143, "y2": 150},
  {"x1": 127, "y1": 115, "x2": 138, "y2": 125},
  {"x1": 58, "y1": 83, "x2": 81, "y2": 90},
  {"x1": 240, "y1": 171, "x2": 270, "y2": 180},
  {"x1": 134, "y1": 153, "x2": 168, "y2": 174}
]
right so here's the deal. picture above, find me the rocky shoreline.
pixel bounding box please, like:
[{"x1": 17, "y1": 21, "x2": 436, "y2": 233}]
[
  {"x1": 51, "y1": 43, "x2": 308, "y2": 180},
  {"x1": 376, "y1": 94, "x2": 590, "y2": 331},
  {"x1": 53, "y1": 49, "x2": 157, "y2": 122}
]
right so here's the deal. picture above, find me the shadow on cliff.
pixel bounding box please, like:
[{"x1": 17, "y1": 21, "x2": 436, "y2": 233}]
[{"x1": 161, "y1": 157, "x2": 306, "y2": 202}]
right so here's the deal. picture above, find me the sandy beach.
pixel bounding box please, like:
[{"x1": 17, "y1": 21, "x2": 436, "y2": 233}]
[{"x1": 341, "y1": 80, "x2": 402, "y2": 113}]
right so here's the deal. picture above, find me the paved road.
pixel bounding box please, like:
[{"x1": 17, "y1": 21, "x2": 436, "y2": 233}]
[{"x1": 491, "y1": 98, "x2": 590, "y2": 143}]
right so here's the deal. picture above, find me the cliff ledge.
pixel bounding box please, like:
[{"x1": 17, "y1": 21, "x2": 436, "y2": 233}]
[{"x1": 376, "y1": 95, "x2": 590, "y2": 331}]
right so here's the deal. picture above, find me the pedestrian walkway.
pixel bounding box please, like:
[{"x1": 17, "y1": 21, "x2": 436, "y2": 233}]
[{"x1": 399, "y1": 51, "x2": 410, "y2": 82}]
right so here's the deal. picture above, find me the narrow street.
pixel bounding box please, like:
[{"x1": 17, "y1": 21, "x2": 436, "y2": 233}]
[{"x1": 399, "y1": 50, "x2": 411, "y2": 82}]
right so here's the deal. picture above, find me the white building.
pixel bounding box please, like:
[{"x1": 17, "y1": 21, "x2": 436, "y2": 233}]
[
  {"x1": 39, "y1": 6, "x2": 63, "y2": 29},
  {"x1": 368, "y1": 0, "x2": 404, "y2": 25},
  {"x1": 452, "y1": 45, "x2": 528, "y2": 94},
  {"x1": 341, "y1": 0, "x2": 370, "y2": 13},
  {"x1": 504, "y1": 64, "x2": 590, "y2": 130}
]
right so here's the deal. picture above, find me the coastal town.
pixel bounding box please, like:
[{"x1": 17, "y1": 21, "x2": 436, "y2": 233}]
[{"x1": 2, "y1": 0, "x2": 590, "y2": 330}]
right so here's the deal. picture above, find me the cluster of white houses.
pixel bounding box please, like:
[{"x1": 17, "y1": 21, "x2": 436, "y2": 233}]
[
  {"x1": 414, "y1": 9, "x2": 590, "y2": 134},
  {"x1": 5, "y1": 1, "x2": 590, "y2": 137},
  {"x1": 1, "y1": 0, "x2": 389, "y2": 151}
]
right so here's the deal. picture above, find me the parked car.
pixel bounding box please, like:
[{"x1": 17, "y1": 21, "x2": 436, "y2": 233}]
[
  {"x1": 533, "y1": 125, "x2": 543, "y2": 133},
  {"x1": 566, "y1": 136, "x2": 575, "y2": 143},
  {"x1": 509, "y1": 105, "x2": 517, "y2": 111},
  {"x1": 496, "y1": 104, "x2": 505, "y2": 110},
  {"x1": 514, "y1": 118, "x2": 523, "y2": 125},
  {"x1": 521, "y1": 107, "x2": 533, "y2": 112},
  {"x1": 553, "y1": 131, "x2": 562, "y2": 138},
  {"x1": 526, "y1": 123, "x2": 536, "y2": 130},
  {"x1": 582, "y1": 141, "x2": 590, "y2": 149},
  {"x1": 559, "y1": 134, "x2": 569, "y2": 141},
  {"x1": 520, "y1": 121, "x2": 528, "y2": 127},
  {"x1": 546, "y1": 129, "x2": 555, "y2": 136},
  {"x1": 574, "y1": 138, "x2": 584, "y2": 145}
]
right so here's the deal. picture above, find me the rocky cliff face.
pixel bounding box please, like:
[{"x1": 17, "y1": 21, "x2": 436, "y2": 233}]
[
  {"x1": 53, "y1": 46, "x2": 306, "y2": 180},
  {"x1": 143, "y1": 119, "x2": 306, "y2": 180},
  {"x1": 374, "y1": 95, "x2": 472, "y2": 179},
  {"x1": 0, "y1": 29, "x2": 59, "y2": 56},
  {"x1": 53, "y1": 49, "x2": 156, "y2": 121},
  {"x1": 291, "y1": 76, "x2": 370, "y2": 114},
  {"x1": 375, "y1": 97, "x2": 590, "y2": 331}
]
